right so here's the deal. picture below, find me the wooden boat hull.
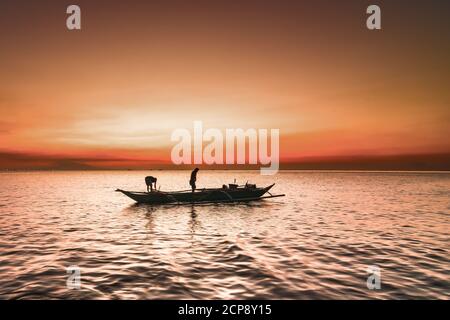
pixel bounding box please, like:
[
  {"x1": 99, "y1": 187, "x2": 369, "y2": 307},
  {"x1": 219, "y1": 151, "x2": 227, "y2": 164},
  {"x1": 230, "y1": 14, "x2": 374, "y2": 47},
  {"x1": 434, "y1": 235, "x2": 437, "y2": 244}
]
[{"x1": 116, "y1": 184, "x2": 282, "y2": 204}]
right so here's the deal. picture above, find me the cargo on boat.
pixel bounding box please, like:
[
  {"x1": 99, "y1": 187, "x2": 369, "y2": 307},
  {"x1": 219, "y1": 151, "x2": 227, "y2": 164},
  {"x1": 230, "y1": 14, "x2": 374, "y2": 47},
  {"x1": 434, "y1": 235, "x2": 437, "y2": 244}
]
[{"x1": 116, "y1": 183, "x2": 284, "y2": 204}]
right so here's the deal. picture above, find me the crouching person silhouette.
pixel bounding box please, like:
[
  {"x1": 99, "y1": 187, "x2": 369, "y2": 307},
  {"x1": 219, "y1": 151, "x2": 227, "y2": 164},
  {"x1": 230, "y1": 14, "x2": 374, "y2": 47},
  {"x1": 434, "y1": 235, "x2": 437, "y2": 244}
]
[{"x1": 145, "y1": 176, "x2": 157, "y2": 192}]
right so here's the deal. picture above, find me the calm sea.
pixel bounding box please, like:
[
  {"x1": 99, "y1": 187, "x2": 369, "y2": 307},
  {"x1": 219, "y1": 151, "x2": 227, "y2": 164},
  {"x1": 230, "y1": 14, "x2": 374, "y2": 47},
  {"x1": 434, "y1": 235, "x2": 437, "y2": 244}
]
[{"x1": 0, "y1": 170, "x2": 448, "y2": 299}]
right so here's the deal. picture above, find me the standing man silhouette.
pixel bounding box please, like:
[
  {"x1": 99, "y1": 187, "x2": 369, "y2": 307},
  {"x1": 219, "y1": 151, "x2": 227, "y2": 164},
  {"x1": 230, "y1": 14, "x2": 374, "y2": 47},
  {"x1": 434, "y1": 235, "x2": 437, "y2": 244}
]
[{"x1": 189, "y1": 168, "x2": 199, "y2": 192}]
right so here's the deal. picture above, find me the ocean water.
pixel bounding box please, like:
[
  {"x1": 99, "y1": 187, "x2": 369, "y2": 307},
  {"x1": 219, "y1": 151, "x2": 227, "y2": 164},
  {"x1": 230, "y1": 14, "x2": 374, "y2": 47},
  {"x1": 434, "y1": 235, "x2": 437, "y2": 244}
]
[{"x1": 0, "y1": 170, "x2": 448, "y2": 299}]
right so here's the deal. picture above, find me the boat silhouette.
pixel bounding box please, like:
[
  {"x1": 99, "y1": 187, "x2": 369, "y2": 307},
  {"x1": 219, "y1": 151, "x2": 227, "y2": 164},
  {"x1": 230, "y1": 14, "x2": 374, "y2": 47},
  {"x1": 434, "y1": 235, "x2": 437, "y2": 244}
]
[{"x1": 116, "y1": 183, "x2": 284, "y2": 204}]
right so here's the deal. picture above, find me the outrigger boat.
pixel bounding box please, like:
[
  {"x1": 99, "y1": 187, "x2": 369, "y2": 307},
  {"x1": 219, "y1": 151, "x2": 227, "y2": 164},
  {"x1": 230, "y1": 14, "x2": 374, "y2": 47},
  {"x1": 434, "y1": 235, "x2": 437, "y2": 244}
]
[{"x1": 116, "y1": 183, "x2": 285, "y2": 205}]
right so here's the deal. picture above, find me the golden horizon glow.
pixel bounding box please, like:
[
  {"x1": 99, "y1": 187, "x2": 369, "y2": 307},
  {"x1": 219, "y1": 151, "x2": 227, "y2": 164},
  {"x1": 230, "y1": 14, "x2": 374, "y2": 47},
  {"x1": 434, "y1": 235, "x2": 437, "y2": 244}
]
[{"x1": 1, "y1": 1, "x2": 449, "y2": 169}]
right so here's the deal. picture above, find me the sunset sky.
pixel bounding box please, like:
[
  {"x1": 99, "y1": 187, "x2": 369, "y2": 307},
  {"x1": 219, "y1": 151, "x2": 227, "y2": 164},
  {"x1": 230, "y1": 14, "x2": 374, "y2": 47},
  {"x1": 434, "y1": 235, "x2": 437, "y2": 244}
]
[{"x1": 0, "y1": 0, "x2": 449, "y2": 170}]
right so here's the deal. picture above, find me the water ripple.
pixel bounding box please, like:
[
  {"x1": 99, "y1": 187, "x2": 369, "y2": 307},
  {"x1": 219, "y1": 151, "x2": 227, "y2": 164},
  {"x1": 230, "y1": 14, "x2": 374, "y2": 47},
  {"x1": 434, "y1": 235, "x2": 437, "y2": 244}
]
[{"x1": 0, "y1": 171, "x2": 449, "y2": 299}]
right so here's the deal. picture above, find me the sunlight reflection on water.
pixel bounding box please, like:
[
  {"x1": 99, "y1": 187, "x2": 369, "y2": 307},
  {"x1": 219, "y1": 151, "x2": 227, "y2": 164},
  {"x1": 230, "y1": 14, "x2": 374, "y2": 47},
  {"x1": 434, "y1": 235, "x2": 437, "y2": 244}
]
[{"x1": 0, "y1": 170, "x2": 449, "y2": 299}]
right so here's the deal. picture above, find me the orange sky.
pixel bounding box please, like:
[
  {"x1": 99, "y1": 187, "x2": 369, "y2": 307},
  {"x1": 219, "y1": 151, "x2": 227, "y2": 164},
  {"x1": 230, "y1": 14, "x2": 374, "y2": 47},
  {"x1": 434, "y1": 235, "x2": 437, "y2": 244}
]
[{"x1": 0, "y1": 0, "x2": 449, "y2": 170}]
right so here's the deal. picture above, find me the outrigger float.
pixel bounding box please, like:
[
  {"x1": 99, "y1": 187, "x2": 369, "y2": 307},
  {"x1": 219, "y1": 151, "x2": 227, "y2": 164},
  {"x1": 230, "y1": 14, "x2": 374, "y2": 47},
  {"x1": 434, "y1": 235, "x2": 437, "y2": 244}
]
[{"x1": 116, "y1": 183, "x2": 285, "y2": 205}]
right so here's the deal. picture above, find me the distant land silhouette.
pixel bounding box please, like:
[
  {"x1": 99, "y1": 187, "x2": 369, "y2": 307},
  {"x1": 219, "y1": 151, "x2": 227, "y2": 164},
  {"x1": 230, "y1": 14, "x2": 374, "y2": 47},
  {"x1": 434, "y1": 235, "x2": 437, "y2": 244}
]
[{"x1": 0, "y1": 151, "x2": 449, "y2": 171}]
